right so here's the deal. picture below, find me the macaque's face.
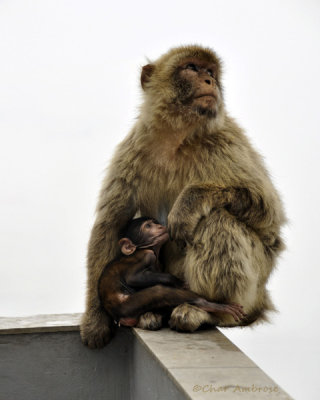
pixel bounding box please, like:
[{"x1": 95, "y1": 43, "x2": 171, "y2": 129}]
[
  {"x1": 140, "y1": 219, "x2": 169, "y2": 246},
  {"x1": 172, "y1": 57, "x2": 221, "y2": 118},
  {"x1": 140, "y1": 48, "x2": 223, "y2": 124}
]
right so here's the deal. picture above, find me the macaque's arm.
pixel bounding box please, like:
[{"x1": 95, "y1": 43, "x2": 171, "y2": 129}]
[
  {"x1": 124, "y1": 252, "x2": 183, "y2": 289},
  {"x1": 126, "y1": 270, "x2": 184, "y2": 289},
  {"x1": 168, "y1": 183, "x2": 285, "y2": 246},
  {"x1": 81, "y1": 174, "x2": 137, "y2": 348},
  {"x1": 118, "y1": 286, "x2": 246, "y2": 323},
  {"x1": 87, "y1": 184, "x2": 136, "y2": 278}
]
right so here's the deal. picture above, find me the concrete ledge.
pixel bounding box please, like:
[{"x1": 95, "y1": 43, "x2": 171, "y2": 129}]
[
  {"x1": 0, "y1": 313, "x2": 81, "y2": 334},
  {"x1": 0, "y1": 314, "x2": 292, "y2": 399}
]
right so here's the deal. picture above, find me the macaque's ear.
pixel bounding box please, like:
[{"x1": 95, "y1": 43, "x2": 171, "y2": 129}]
[
  {"x1": 119, "y1": 238, "x2": 136, "y2": 256},
  {"x1": 141, "y1": 64, "x2": 155, "y2": 90}
]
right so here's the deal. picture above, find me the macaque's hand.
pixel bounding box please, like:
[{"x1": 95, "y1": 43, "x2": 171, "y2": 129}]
[
  {"x1": 167, "y1": 204, "x2": 199, "y2": 244},
  {"x1": 203, "y1": 302, "x2": 247, "y2": 322},
  {"x1": 182, "y1": 281, "x2": 190, "y2": 290}
]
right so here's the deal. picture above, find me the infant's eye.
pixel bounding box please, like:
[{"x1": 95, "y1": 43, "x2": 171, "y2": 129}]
[
  {"x1": 186, "y1": 63, "x2": 198, "y2": 72},
  {"x1": 146, "y1": 223, "x2": 151, "y2": 228},
  {"x1": 207, "y1": 69, "x2": 214, "y2": 77}
]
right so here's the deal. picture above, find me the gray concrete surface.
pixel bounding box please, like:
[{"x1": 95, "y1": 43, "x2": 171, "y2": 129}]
[
  {"x1": 0, "y1": 329, "x2": 185, "y2": 400},
  {"x1": 0, "y1": 314, "x2": 292, "y2": 400}
]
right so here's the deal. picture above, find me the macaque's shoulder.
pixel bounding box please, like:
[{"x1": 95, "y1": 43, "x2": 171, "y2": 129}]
[{"x1": 135, "y1": 249, "x2": 156, "y2": 264}]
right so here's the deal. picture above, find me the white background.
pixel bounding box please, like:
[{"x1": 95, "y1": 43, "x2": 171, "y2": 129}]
[{"x1": 0, "y1": 1, "x2": 319, "y2": 398}]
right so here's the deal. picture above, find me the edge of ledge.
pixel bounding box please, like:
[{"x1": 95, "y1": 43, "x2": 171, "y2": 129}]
[{"x1": 0, "y1": 313, "x2": 81, "y2": 334}]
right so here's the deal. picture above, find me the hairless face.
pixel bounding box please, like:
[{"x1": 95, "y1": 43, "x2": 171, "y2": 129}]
[{"x1": 119, "y1": 217, "x2": 169, "y2": 256}]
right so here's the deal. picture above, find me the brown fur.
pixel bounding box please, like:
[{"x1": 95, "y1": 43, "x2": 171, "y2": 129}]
[{"x1": 80, "y1": 45, "x2": 286, "y2": 348}]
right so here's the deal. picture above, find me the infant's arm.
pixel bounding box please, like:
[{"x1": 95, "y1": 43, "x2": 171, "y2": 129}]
[{"x1": 124, "y1": 251, "x2": 183, "y2": 289}]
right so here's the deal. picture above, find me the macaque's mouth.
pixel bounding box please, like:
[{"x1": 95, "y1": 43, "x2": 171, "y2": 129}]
[
  {"x1": 195, "y1": 94, "x2": 216, "y2": 99},
  {"x1": 156, "y1": 231, "x2": 169, "y2": 239}
]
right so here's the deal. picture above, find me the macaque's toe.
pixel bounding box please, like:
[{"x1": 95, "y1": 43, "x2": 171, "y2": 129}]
[
  {"x1": 119, "y1": 317, "x2": 138, "y2": 327},
  {"x1": 137, "y1": 312, "x2": 163, "y2": 330},
  {"x1": 169, "y1": 304, "x2": 216, "y2": 332}
]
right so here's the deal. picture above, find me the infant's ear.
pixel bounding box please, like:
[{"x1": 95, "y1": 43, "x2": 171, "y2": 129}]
[{"x1": 119, "y1": 238, "x2": 136, "y2": 256}]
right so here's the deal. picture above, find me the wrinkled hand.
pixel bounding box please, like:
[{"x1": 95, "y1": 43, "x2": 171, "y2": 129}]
[{"x1": 167, "y1": 205, "x2": 199, "y2": 244}]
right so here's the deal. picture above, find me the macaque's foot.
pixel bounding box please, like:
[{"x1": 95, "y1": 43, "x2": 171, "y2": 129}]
[
  {"x1": 203, "y1": 301, "x2": 247, "y2": 322},
  {"x1": 119, "y1": 317, "x2": 138, "y2": 327},
  {"x1": 169, "y1": 304, "x2": 215, "y2": 332},
  {"x1": 137, "y1": 312, "x2": 163, "y2": 330},
  {"x1": 80, "y1": 310, "x2": 113, "y2": 349}
]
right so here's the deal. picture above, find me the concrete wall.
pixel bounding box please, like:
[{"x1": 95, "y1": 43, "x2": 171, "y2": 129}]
[
  {"x1": 0, "y1": 329, "x2": 185, "y2": 400},
  {"x1": 0, "y1": 314, "x2": 292, "y2": 400}
]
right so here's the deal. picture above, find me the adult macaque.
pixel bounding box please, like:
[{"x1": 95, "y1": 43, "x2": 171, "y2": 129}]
[
  {"x1": 81, "y1": 45, "x2": 286, "y2": 349},
  {"x1": 99, "y1": 217, "x2": 245, "y2": 333}
]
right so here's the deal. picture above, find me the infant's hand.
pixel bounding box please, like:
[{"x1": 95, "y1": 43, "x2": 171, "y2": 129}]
[{"x1": 182, "y1": 282, "x2": 190, "y2": 290}]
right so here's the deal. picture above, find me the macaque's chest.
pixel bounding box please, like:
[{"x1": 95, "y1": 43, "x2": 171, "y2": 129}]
[{"x1": 137, "y1": 137, "x2": 241, "y2": 219}]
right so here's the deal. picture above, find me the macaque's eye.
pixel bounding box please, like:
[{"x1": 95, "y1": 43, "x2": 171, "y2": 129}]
[
  {"x1": 145, "y1": 223, "x2": 151, "y2": 229},
  {"x1": 186, "y1": 63, "x2": 198, "y2": 72},
  {"x1": 207, "y1": 69, "x2": 214, "y2": 77}
]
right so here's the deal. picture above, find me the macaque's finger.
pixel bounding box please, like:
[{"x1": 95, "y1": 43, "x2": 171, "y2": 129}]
[
  {"x1": 227, "y1": 303, "x2": 247, "y2": 317},
  {"x1": 182, "y1": 282, "x2": 190, "y2": 290},
  {"x1": 225, "y1": 305, "x2": 247, "y2": 320},
  {"x1": 228, "y1": 308, "x2": 242, "y2": 322},
  {"x1": 229, "y1": 302, "x2": 244, "y2": 308},
  {"x1": 229, "y1": 303, "x2": 246, "y2": 314},
  {"x1": 229, "y1": 304, "x2": 246, "y2": 315}
]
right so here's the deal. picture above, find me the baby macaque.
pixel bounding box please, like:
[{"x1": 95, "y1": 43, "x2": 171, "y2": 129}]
[{"x1": 98, "y1": 217, "x2": 246, "y2": 328}]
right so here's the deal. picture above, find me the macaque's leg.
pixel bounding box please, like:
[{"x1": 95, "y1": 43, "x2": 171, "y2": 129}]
[
  {"x1": 136, "y1": 312, "x2": 163, "y2": 330},
  {"x1": 169, "y1": 209, "x2": 270, "y2": 331},
  {"x1": 120, "y1": 312, "x2": 163, "y2": 329},
  {"x1": 118, "y1": 285, "x2": 245, "y2": 322},
  {"x1": 118, "y1": 317, "x2": 138, "y2": 327},
  {"x1": 81, "y1": 302, "x2": 115, "y2": 348}
]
